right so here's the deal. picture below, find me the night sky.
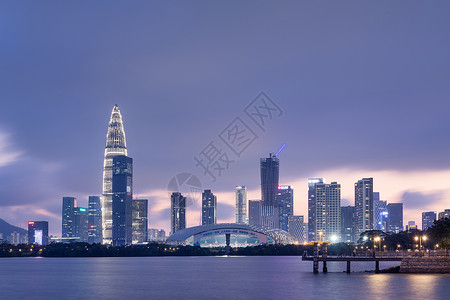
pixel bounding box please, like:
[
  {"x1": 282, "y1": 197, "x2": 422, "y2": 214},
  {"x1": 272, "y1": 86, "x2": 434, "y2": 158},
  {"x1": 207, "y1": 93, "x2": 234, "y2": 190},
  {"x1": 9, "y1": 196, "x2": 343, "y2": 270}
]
[{"x1": 1, "y1": 1, "x2": 450, "y2": 235}]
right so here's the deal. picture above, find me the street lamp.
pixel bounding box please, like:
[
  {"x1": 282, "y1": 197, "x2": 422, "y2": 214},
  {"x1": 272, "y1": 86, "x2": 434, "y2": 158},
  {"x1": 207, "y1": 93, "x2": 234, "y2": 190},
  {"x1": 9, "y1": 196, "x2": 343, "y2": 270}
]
[
  {"x1": 374, "y1": 236, "x2": 381, "y2": 253},
  {"x1": 318, "y1": 231, "x2": 323, "y2": 242},
  {"x1": 415, "y1": 235, "x2": 427, "y2": 250}
]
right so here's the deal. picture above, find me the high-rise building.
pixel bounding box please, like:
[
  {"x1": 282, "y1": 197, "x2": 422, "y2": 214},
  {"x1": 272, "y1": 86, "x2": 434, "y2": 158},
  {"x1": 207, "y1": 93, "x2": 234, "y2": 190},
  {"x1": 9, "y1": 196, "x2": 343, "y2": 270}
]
[
  {"x1": 201, "y1": 190, "x2": 217, "y2": 226},
  {"x1": 260, "y1": 154, "x2": 279, "y2": 207},
  {"x1": 248, "y1": 200, "x2": 261, "y2": 226},
  {"x1": 354, "y1": 178, "x2": 374, "y2": 239},
  {"x1": 373, "y1": 193, "x2": 388, "y2": 231},
  {"x1": 341, "y1": 206, "x2": 355, "y2": 243},
  {"x1": 438, "y1": 209, "x2": 450, "y2": 220},
  {"x1": 88, "y1": 196, "x2": 102, "y2": 244},
  {"x1": 171, "y1": 192, "x2": 186, "y2": 235},
  {"x1": 74, "y1": 207, "x2": 89, "y2": 242},
  {"x1": 406, "y1": 221, "x2": 417, "y2": 231},
  {"x1": 235, "y1": 186, "x2": 247, "y2": 224},
  {"x1": 62, "y1": 197, "x2": 76, "y2": 238},
  {"x1": 387, "y1": 203, "x2": 403, "y2": 233},
  {"x1": 278, "y1": 186, "x2": 293, "y2": 232},
  {"x1": 288, "y1": 215, "x2": 305, "y2": 243},
  {"x1": 422, "y1": 211, "x2": 437, "y2": 231},
  {"x1": 132, "y1": 199, "x2": 148, "y2": 244},
  {"x1": 28, "y1": 221, "x2": 48, "y2": 245},
  {"x1": 314, "y1": 182, "x2": 341, "y2": 242},
  {"x1": 111, "y1": 155, "x2": 133, "y2": 246},
  {"x1": 102, "y1": 105, "x2": 128, "y2": 245},
  {"x1": 307, "y1": 178, "x2": 324, "y2": 242},
  {"x1": 148, "y1": 229, "x2": 166, "y2": 242}
]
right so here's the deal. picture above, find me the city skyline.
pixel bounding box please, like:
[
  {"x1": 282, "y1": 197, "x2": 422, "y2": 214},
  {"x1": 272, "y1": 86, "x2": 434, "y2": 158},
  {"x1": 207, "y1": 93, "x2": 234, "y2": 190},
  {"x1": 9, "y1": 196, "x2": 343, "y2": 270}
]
[{"x1": 1, "y1": 2, "x2": 450, "y2": 235}]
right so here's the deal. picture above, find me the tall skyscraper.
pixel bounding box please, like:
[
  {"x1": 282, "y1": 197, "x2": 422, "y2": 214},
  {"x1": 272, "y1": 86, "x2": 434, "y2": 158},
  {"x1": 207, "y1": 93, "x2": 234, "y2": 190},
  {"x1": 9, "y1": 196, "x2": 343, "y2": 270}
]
[
  {"x1": 288, "y1": 215, "x2": 305, "y2": 243},
  {"x1": 260, "y1": 154, "x2": 279, "y2": 207},
  {"x1": 354, "y1": 178, "x2": 374, "y2": 239},
  {"x1": 235, "y1": 186, "x2": 247, "y2": 224},
  {"x1": 74, "y1": 207, "x2": 89, "y2": 242},
  {"x1": 387, "y1": 203, "x2": 403, "y2": 233},
  {"x1": 28, "y1": 221, "x2": 48, "y2": 245},
  {"x1": 307, "y1": 178, "x2": 324, "y2": 242},
  {"x1": 202, "y1": 190, "x2": 217, "y2": 226},
  {"x1": 88, "y1": 196, "x2": 102, "y2": 244},
  {"x1": 248, "y1": 200, "x2": 261, "y2": 226},
  {"x1": 341, "y1": 206, "x2": 355, "y2": 243},
  {"x1": 132, "y1": 199, "x2": 148, "y2": 244},
  {"x1": 314, "y1": 181, "x2": 341, "y2": 242},
  {"x1": 422, "y1": 211, "x2": 437, "y2": 230},
  {"x1": 148, "y1": 229, "x2": 166, "y2": 242},
  {"x1": 102, "y1": 104, "x2": 128, "y2": 245},
  {"x1": 62, "y1": 197, "x2": 76, "y2": 238},
  {"x1": 171, "y1": 192, "x2": 186, "y2": 235},
  {"x1": 373, "y1": 192, "x2": 387, "y2": 231},
  {"x1": 277, "y1": 185, "x2": 293, "y2": 232},
  {"x1": 112, "y1": 155, "x2": 133, "y2": 246}
]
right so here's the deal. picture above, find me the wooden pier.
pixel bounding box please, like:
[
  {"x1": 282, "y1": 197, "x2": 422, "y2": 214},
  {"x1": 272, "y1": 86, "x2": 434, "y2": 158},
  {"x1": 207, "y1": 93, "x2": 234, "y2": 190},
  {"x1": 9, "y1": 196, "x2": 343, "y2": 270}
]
[{"x1": 302, "y1": 242, "x2": 403, "y2": 273}]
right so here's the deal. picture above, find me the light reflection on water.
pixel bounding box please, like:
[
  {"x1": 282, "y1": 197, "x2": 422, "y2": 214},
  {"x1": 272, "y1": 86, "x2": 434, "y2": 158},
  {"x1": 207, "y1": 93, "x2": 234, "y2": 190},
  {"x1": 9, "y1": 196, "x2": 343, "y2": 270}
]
[{"x1": 0, "y1": 256, "x2": 448, "y2": 299}]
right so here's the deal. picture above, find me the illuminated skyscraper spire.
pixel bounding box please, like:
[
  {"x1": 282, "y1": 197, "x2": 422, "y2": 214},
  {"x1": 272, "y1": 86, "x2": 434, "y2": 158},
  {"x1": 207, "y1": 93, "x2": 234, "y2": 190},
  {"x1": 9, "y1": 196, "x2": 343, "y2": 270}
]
[{"x1": 102, "y1": 104, "x2": 127, "y2": 244}]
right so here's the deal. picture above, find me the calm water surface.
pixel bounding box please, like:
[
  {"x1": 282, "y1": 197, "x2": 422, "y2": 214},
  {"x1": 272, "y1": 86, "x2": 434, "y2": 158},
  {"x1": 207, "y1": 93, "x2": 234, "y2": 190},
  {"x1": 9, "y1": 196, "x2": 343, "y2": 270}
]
[{"x1": 0, "y1": 256, "x2": 449, "y2": 299}]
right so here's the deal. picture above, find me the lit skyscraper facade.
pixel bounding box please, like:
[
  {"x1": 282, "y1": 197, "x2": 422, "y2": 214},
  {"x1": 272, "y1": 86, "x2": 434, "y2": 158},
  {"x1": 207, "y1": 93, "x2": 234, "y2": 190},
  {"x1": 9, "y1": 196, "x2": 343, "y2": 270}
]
[
  {"x1": 112, "y1": 155, "x2": 133, "y2": 246},
  {"x1": 422, "y1": 211, "x2": 437, "y2": 231},
  {"x1": 438, "y1": 209, "x2": 450, "y2": 220},
  {"x1": 62, "y1": 197, "x2": 76, "y2": 238},
  {"x1": 354, "y1": 178, "x2": 374, "y2": 238},
  {"x1": 314, "y1": 182, "x2": 341, "y2": 242},
  {"x1": 28, "y1": 221, "x2": 48, "y2": 245},
  {"x1": 260, "y1": 154, "x2": 279, "y2": 207},
  {"x1": 235, "y1": 186, "x2": 247, "y2": 224},
  {"x1": 307, "y1": 178, "x2": 324, "y2": 242},
  {"x1": 288, "y1": 215, "x2": 305, "y2": 243},
  {"x1": 102, "y1": 105, "x2": 128, "y2": 245},
  {"x1": 248, "y1": 200, "x2": 261, "y2": 226},
  {"x1": 373, "y1": 192, "x2": 387, "y2": 231},
  {"x1": 260, "y1": 154, "x2": 279, "y2": 229},
  {"x1": 341, "y1": 206, "x2": 355, "y2": 243},
  {"x1": 88, "y1": 196, "x2": 102, "y2": 244},
  {"x1": 132, "y1": 199, "x2": 148, "y2": 244},
  {"x1": 277, "y1": 185, "x2": 293, "y2": 232},
  {"x1": 171, "y1": 192, "x2": 186, "y2": 235},
  {"x1": 202, "y1": 190, "x2": 217, "y2": 226},
  {"x1": 74, "y1": 207, "x2": 89, "y2": 242},
  {"x1": 387, "y1": 203, "x2": 403, "y2": 233}
]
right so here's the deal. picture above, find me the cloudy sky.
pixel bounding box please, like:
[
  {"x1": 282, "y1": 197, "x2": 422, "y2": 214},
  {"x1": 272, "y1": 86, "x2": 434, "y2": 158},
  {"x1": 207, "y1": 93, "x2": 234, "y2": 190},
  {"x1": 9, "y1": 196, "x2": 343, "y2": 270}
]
[{"x1": 1, "y1": 1, "x2": 450, "y2": 235}]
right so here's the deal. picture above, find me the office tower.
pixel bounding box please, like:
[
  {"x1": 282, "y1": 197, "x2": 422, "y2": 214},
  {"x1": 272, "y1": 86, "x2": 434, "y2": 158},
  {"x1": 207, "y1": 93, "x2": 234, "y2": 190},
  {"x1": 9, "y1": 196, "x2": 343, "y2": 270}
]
[
  {"x1": 132, "y1": 199, "x2": 148, "y2": 244},
  {"x1": 387, "y1": 203, "x2": 403, "y2": 233},
  {"x1": 62, "y1": 197, "x2": 76, "y2": 238},
  {"x1": 341, "y1": 206, "x2": 355, "y2": 243},
  {"x1": 88, "y1": 196, "x2": 102, "y2": 244},
  {"x1": 28, "y1": 221, "x2": 48, "y2": 245},
  {"x1": 260, "y1": 205, "x2": 279, "y2": 228},
  {"x1": 307, "y1": 178, "x2": 324, "y2": 242},
  {"x1": 288, "y1": 215, "x2": 305, "y2": 243},
  {"x1": 278, "y1": 185, "x2": 293, "y2": 232},
  {"x1": 235, "y1": 186, "x2": 247, "y2": 224},
  {"x1": 422, "y1": 211, "x2": 437, "y2": 231},
  {"x1": 260, "y1": 154, "x2": 279, "y2": 207},
  {"x1": 102, "y1": 104, "x2": 128, "y2": 245},
  {"x1": 248, "y1": 200, "x2": 261, "y2": 226},
  {"x1": 74, "y1": 207, "x2": 89, "y2": 242},
  {"x1": 148, "y1": 229, "x2": 166, "y2": 242},
  {"x1": 171, "y1": 192, "x2": 186, "y2": 235},
  {"x1": 201, "y1": 190, "x2": 217, "y2": 226},
  {"x1": 354, "y1": 178, "x2": 374, "y2": 238},
  {"x1": 111, "y1": 155, "x2": 133, "y2": 246},
  {"x1": 438, "y1": 209, "x2": 450, "y2": 220},
  {"x1": 406, "y1": 221, "x2": 417, "y2": 231},
  {"x1": 374, "y1": 196, "x2": 387, "y2": 231},
  {"x1": 314, "y1": 182, "x2": 341, "y2": 242}
]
